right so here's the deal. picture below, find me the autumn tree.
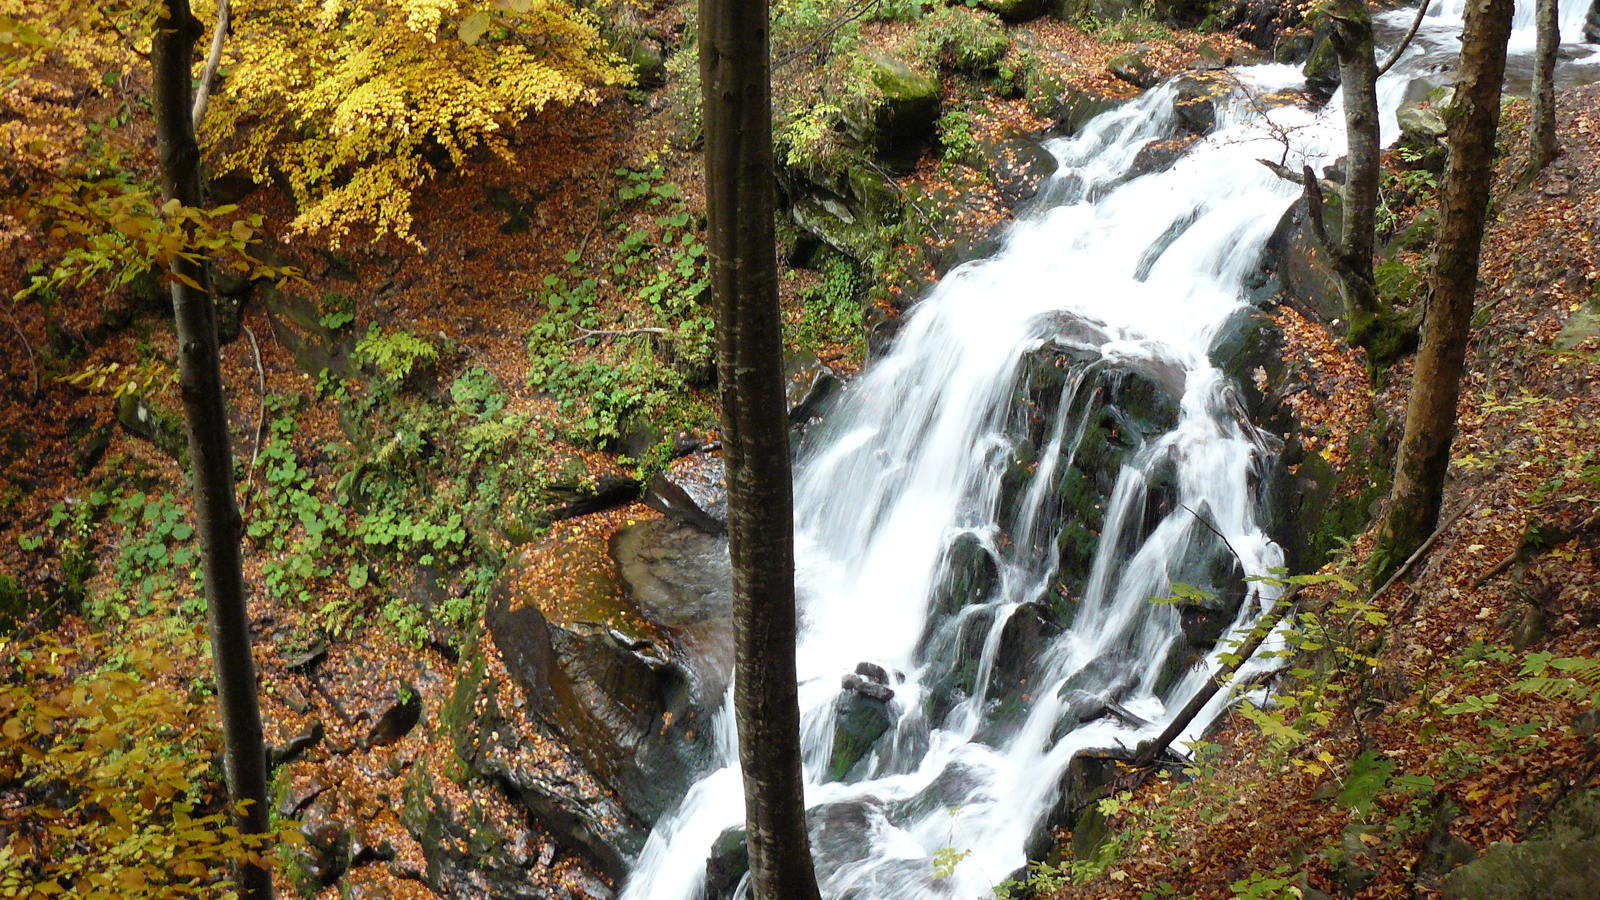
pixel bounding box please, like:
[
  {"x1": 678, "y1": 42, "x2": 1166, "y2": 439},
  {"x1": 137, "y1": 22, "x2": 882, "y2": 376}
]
[
  {"x1": 1375, "y1": 0, "x2": 1516, "y2": 581},
  {"x1": 1526, "y1": 0, "x2": 1560, "y2": 176},
  {"x1": 698, "y1": 0, "x2": 823, "y2": 897},
  {"x1": 152, "y1": 0, "x2": 271, "y2": 895},
  {"x1": 204, "y1": 0, "x2": 630, "y2": 247}
]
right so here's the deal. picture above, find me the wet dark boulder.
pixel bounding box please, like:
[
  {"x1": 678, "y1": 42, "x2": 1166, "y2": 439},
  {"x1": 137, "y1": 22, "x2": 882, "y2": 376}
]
[
  {"x1": 401, "y1": 767, "x2": 610, "y2": 900},
  {"x1": 828, "y1": 664, "x2": 899, "y2": 781},
  {"x1": 446, "y1": 518, "x2": 739, "y2": 879},
  {"x1": 642, "y1": 452, "x2": 727, "y2": 535},
  {"x1": 1171, "y1": 74, "x2": 1233, "y2": 135},
  {"x1": 445, "y1": 621, "x2": 648, "y2": 880},
  {"x1": 930, "y1": 532, "x2": 1003, "y2": 618},
  {"x1": 1302, "y1": 27, "x2": 1340, "y2": 97},
  {"x1": 704, "y1": 826, "x2": 749, "y2": 900},
  {"x1": 1128, "y1": 135, "x2": 1201, "y2": 180},
  {"x1": 981, "y1": 132, "x2": 1060, "y2": 209},
  {"x1": 1262, "y1": 192, "x2": 1344, "y2": 324},
  {"x1": 785, "y1": 350, "x2": 845, "y2": 429}
]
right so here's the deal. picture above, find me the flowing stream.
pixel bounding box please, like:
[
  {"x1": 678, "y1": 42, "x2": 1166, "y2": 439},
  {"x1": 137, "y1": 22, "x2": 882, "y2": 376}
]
[{"x1": 622, "y1": 5, "x2": 1597, "y2": 898}]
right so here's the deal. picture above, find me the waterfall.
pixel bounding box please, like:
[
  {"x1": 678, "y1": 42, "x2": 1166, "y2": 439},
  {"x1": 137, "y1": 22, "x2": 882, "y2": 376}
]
[{"x1": 622, "y1": 6, "x2": 1590, "y2": 899}]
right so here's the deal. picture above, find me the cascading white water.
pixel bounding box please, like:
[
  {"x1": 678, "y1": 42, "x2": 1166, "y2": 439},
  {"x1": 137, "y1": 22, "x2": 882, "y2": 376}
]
[{"x1": 623, "y1": 6, "x2": 1594, "y2": 898}]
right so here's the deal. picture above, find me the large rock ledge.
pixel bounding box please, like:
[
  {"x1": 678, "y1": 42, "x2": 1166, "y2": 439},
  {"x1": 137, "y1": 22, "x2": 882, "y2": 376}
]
[{"x1": 444, "y1": 509, "x2": 736, "y2": 880}]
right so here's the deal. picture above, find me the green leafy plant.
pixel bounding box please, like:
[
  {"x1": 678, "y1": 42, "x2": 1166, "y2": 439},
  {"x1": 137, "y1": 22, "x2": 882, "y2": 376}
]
[{"x1": 356, "y1": 325, "x2": 439, "y2": 381}]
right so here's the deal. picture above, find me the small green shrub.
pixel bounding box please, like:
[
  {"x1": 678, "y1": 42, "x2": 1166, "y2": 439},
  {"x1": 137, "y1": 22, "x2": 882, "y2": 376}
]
[
  {"x1": 914, "y1": 6, "x2": 1010, "y2": 75},
  {"x1": 356, "y1": 325, "x2": 439, "y2": 381}
]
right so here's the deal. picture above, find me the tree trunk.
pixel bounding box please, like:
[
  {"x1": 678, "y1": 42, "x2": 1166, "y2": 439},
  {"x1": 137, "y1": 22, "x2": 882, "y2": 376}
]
[
  {"x1": 1330, "y1": 0, "x2": 1382, "y2": 340},
  {"x1": 1375, "y1": 0, "x2": 1515, "y2": 583},
  {"x1": 1526, "y1": 0, "x2": 1560, "y2": 177},
  {"x1": 698, "y1": 1, "x2": 823, "y2": 898},
  {"x1": 152, "y1": 2, "x2": 272, "y2": 897}
]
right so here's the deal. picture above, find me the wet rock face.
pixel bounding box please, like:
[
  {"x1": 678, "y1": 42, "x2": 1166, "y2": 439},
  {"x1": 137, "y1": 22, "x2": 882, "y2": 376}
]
[
  {"x1": 402, "y1": 768, "x2": 612, "y2": 900},
  {"x1": 449, "y1": 615, "x2": 648, "y2": 880},
  {"x1": 982, "y1": 132, "x2": 1061, "y2": 209},
  {"x1": 449, "y1": 514, "x2": 739, "y2": 879},
  {"x1": 1171, "y1": 74, "x2": 1232, "y2": 136},
  {"x1": 643, "y1": 452, "x2": 727, "y2": 535}
]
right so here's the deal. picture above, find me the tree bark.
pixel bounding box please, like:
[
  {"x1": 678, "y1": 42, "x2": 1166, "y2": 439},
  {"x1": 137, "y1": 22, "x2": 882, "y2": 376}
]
[
  {"x1": 1526, "y1": 0, "x2": 1560, "y2": 177},
  {"x1": 1329, "y1": 0, "x2": 1381, "y2": 333},
  {"x1": 698, "y1": 1, "x2": 823, "y2": 898},
  {"x1": 152, "y1": 2, "x2": 272, "y2": 897},
  {"x1": 1375, "y1": 0, "x2": 1515, "y2": 583}
]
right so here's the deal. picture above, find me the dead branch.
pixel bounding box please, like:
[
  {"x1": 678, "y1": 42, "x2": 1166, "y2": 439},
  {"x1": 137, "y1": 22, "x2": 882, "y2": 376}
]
[
  {"x1": 1473, "y1": 507, "x2": 1600, "y2": 589},
  {"x1": 568, "y1": 326, "x2": 667, "y2": 344},
  {"x1": 191, "y1": 0, "x2": 230, "y2": 128},
  {"x1": 1134, "y1": 587, "x2": 1301, "y2": 766},
  {"x1": 775, "y1": 0, "x2": 881, "y2": 70},
  {"x1": 1377, "y1": 1, "x2": 1432, "y2": 78},
  {"x1": 239, "y1": 322, "x2": 266, "y2": 513},
  {"x1": 2, "y1": 306, "x2": 40, "y2": 399}
]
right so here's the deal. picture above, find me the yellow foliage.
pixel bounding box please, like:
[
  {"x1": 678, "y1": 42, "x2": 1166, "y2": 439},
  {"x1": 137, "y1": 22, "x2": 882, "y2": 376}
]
[
  {"x1": 0, "y1": 619, "x2": 291, "y2": 898},
  {"x1": 207, "y1": 0, "x2": 632, "y2": 247}
]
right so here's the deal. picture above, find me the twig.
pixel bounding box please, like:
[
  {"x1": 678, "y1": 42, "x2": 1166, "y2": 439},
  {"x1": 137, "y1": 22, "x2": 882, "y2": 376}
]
[
  {"x1": 1370, "y1": 498, "x2": 1472, "y2": 603},
  {"x1": 191, "y1": 0, "x2": 230, "y2": 128},
  {"x1": 98, "y1": 7, "x2": 150, "y2": 62},
  {"x1": 774, "y1": 0, "x2": 881, "y2": 70},
  {"x1": 2, "y1": 306, "x2": 40, "y2": 399},
  {"x1": 239, "y1": 323, "x2": 266, "y2": 513},
  {"x1": 1181, "y1": 502, "x2": 1247, "y2": 571},
  {"x1": 1377, "y1": 1, "x2": 1432, "y2": 79},
  {"x1": 567, "y1": 326, "x2": 667, "y2": 344},
  {"x1": 1472, "y1": 507, "x2": 1600, "y2": 589}
]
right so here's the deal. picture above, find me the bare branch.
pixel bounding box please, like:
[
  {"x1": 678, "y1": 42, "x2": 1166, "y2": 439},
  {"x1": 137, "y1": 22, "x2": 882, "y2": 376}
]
[
  {"x1": 1377, "y1": 0, "x2": 1431, "y2": 78},
  {"x1": 567, "y1": 325, "x2": 667, "y2": 344},
  {"x1": 191, "y1": 0, "x2": 230, "y2": 128}
]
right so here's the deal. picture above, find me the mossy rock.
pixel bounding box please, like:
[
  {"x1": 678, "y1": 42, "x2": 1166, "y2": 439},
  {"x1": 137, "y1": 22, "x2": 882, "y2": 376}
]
[
  {"x1": 1302, "y1": 28, "x2": 1340, "y2": 96},
  {"x1": 978, "y1": 0, "x2": 1048, "y2": 20},
  {"x1": 1107, "y1": 47, "x2": 1158, "y2": 88},
  {"x1": 1442, "y1": 839, "x2": 1600, "y2": 900},
  {"x1": 850, "y1": 52, "x2": 940, "y2": 172},
  {"x1": 114, "y1": 393, "x2": 188, "y2": 464},
  {"x1": 1554, "y1": 297, "x2": 1600, "y2": 352}
]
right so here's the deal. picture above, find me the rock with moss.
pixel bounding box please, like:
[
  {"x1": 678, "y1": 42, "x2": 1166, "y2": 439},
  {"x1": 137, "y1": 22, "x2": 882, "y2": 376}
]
[
  {"x1": 1302, "y1": 28, "x2": 1340, "y2": 96},
  {"x1": 1107, "y1": 45, "x2": 1159, "y2": 88},
  {"x1": 978, "y1": 0, "x2": 1049, "y2": 20},
  {"x1": 844, "y1": 52, "x2": 941, "y2": 173},
  {"x1": 1442, "y1": 839, "x2": 1600, "y2": 899},
  {"x1": 1020, "y1": 48, "x2": 1125, "y2": 133},
  {"x1": 827, "y1": 664, "x2": 898, "y2": 781}
]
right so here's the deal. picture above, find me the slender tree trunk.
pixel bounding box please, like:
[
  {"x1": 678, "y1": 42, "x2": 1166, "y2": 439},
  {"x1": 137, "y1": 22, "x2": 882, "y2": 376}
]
[
  {"x1": 1526, "y1": 0, "x2": 1560, "y2": 176},
  {"x1": 1329, "y1": 0, "x2": 1381, "y2": 334},
  {"x1": 698, "y1": 2, "x2": 823, "y2": 898},
  {"x1": 152, "y1": 2, "x2": 272, "y2": 897},
  {"x1": 1375, "y1": 0, "x2": 1515, "y2": 583}
]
